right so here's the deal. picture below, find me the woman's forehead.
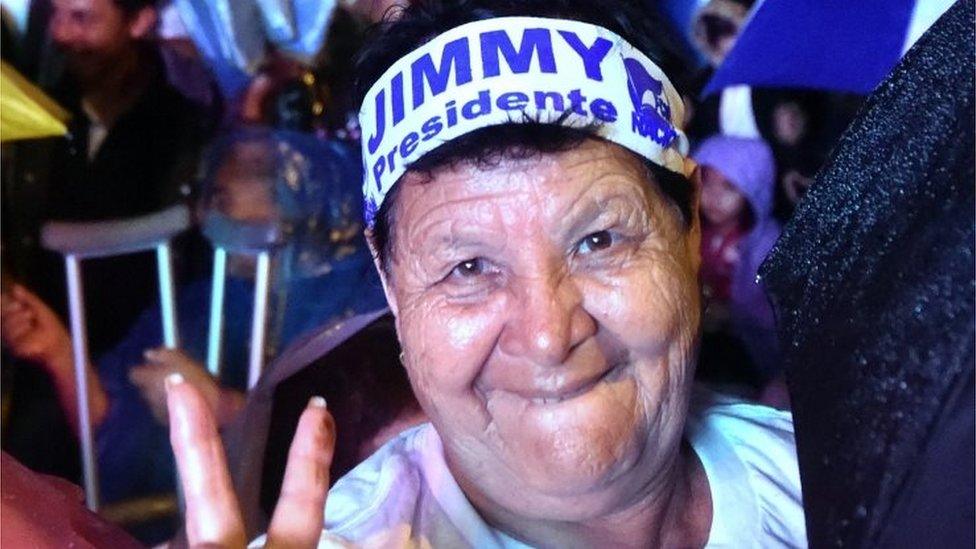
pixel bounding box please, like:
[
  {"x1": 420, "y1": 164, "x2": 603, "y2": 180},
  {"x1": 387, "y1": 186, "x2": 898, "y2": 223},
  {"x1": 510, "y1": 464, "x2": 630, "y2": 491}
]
[{"x1": 394, "y1": 141, "x2": 651, "y2": 238}]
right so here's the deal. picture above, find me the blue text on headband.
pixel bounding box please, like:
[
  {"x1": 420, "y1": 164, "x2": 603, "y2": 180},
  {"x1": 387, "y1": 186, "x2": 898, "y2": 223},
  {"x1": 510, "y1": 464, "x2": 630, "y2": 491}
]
[{"x1": 359, "y1": 16, "x2": 690, "y2": 227}]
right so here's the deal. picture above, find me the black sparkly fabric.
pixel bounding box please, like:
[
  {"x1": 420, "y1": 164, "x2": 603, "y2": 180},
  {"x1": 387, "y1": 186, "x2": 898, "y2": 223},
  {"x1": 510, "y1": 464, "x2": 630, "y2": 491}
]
[{"x1": 759, "y1": 1, "x2": 975, "y2": 547}]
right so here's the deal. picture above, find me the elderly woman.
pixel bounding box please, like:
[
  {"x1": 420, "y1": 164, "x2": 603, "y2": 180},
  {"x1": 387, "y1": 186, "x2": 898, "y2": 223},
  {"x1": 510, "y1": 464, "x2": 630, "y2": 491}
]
[{"x1": 164, "y1": 1, "x2": 805, "y2": 547}]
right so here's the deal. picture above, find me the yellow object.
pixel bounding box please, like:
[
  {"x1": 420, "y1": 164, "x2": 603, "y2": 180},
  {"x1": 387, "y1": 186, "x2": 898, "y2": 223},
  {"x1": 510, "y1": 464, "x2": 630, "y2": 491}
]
[{"x1": 0, "y1": 61, "x2": 69, "y2": 142}]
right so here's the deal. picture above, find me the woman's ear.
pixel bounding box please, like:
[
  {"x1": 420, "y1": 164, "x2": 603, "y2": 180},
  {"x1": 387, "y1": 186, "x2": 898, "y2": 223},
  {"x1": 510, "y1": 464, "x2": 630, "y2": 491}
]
[
  {"x1": 365, "y1": 229, "x2": 399, "y2": 318},
  {"x1": 685, "y1": 162, "x2": 703, "y2": 274},
  {"x1": 127, "y1": 6, "x2": 157, "y2": 40}
]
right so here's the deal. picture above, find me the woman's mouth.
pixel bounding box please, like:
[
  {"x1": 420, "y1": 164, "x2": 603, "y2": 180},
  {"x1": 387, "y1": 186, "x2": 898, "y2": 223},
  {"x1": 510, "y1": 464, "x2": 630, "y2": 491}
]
[{"x1": 521, "y1": 360, "x2": 628, "y2": 406}]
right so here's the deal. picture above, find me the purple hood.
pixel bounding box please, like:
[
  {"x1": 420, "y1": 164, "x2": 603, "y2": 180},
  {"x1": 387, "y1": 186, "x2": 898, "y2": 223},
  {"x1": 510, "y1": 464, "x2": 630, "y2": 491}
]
[{"x1": 693, "y1": 135, "x2": 782, "y2": 377}]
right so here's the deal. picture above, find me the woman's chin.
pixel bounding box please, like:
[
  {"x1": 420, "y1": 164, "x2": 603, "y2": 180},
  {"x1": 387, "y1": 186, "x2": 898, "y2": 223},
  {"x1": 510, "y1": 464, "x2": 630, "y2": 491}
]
[{"x1": 488, "y1": 437, "x2": 647, "y2": 522}]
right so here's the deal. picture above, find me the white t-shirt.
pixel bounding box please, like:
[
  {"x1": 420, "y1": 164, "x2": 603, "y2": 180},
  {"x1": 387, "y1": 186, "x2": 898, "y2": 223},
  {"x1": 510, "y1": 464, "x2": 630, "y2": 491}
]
[{"x1": 273, "y1": 390, "x2": 807, "y2": 548}]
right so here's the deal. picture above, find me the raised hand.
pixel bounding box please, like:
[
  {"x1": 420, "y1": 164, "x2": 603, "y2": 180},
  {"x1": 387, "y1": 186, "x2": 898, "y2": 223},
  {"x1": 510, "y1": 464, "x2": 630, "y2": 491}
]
[
  {"x1": 1, "y1": 284, "x2": 107, "y2": 431},
  {"x1": 165, "y1": 374, "x2": 336, "y2": 548},
  {"x1": 132, "y1": 347, "x2": 244, "y2": 427},
  {"x1": 0, "y1": 284, "x2": 72, "y2": 368}
]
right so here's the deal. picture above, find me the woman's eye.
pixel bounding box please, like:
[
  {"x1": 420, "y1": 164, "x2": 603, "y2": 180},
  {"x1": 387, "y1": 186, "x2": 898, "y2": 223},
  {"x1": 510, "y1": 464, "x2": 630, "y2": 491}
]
[
  {"x1": 450, "y1": 258, "x2": 488, "y2": 279},
  {"x1": 576, "y1": 230, "x2": 615, "y2": 255}
]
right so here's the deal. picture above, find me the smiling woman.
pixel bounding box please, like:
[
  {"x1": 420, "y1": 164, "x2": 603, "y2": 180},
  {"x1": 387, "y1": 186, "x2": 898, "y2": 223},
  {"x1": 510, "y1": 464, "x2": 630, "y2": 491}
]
[
  {"x1": 164, "y1": 0, "x2": 807, "y2": 547},
  {"x1": 378, "y1": 137, "x2": 703, "y2": 523}
]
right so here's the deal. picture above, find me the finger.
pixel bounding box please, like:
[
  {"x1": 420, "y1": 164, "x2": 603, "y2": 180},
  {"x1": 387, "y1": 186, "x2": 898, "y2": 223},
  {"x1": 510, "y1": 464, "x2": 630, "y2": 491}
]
[
  {"x1": 2, "y1": 308, "x2": 35, "y2": 328},
  {"x1": 10, "y1": 286, "x2": 62, "y2": 328},
  {"x1": 11, "y1": 284, "x2": 48, "y2": 312},
  {"x1": 131, "y1": 366, "x2": 169, "y2": 421},
  {"x1": 0, "y1": 315, "x2": 37, "y2": 345},
  {"x1": 149, "y1": 398, "x2": 171, "y2": 426},
  {"x1": 0, "y1": 297, "x2": 25, "y2": 316},
  {"x1": 165, "y1": 374, "x2": 246, "y2": 547},
  {"x1": 144, "y1": 346, "x2": 169, "y2": 362},
  {"x1": 130, "y1": 368, "x2": 165, "y2": 399},
  {"x1": 145, "y1": 346, "x2": 195, "y2": 369},
  {"x1": 3, "y1": 316, "x2": 35, "y2": 342},
  {"x1": 143, "y1": 347, "x2": 170, "y2": 366},
  {"x1": 146, "y1": 346, "x2": 189, "y2": 359},
  {"x1": 128, "y1": 364, "x2": 165, "y2": 387},
  {"x1": 266, "y1": 397, "x2": 335, "y2": 549},
  {"x1": 1, "y1": 311, "x2": 36, "y2": 346}
]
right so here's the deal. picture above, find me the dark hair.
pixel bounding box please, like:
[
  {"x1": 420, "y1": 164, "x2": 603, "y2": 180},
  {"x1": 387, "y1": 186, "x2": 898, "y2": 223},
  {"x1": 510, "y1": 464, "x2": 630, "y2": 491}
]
[{"x1": 356, "y1": 0, "x2": 694, "y2": 270}]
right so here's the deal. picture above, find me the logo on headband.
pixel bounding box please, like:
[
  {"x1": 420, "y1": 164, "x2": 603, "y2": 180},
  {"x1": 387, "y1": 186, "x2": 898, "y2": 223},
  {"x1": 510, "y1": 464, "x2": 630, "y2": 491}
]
[{"x1": 624, "y1": 58, "x2": 678, "y2": 149}]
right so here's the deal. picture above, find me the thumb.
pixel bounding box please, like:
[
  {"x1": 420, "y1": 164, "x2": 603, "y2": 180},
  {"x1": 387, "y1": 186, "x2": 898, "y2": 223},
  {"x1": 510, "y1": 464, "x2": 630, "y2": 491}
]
[
  {"x1": 144, "y1": 347, "x2": 195, "y2": 370},
  {"x1": 12, "y1": 285, "x2": 60, "y2": 326},
  {"x1": 12, "y1": 284, "x2": 48, "y2": 313}
]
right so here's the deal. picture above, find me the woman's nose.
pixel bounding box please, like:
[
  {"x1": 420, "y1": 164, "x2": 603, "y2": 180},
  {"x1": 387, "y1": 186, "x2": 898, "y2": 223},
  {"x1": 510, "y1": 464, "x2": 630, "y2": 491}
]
[{"x1": 499, "y1": 271, "x2": 594, "y2": 367}]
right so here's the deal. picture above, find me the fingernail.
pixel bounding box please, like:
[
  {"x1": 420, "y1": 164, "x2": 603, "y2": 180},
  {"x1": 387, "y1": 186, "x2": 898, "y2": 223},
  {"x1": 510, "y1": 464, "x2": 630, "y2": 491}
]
[
  {"x1": 309, "y1": 396, "x2": 327, "y2": 409},
  {"x1": 165, "y1": 372, "x2": 185, "y2": 390}
]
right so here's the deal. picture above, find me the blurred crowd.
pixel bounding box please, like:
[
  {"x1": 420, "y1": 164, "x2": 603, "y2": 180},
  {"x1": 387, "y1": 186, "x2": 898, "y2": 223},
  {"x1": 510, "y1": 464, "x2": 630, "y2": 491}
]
[{"x1": 0, "y1": 0, "x2": 865, "y2": 542}]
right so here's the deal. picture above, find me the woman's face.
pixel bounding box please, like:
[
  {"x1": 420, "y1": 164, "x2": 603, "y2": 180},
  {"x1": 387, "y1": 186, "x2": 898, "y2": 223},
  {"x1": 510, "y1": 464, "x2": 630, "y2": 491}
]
[{"x1": 378, "y1": 139, "x2": 701, "y2": 520}]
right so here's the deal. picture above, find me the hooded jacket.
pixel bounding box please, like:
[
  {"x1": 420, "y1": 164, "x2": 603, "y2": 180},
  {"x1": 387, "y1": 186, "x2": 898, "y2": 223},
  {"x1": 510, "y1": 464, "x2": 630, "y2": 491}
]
[{"x1": 693, "y1": 135, "x2": 781, "y2": 379}]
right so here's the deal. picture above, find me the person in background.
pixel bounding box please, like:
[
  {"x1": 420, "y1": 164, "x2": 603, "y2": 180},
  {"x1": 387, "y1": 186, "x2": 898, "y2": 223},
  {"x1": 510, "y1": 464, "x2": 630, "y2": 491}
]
[
  {"x1": 693, "y1": 135, "x2": 785, "y2": 406},
  {"x1": 682, "y1": 0, "x2": 753, "y2": 141},
  {"x1": 0, "y1": 127, "x2": 385, "y2": 545},
  {"x1": 690, "y1": 0, "x2": 753, "y2": 69},
  {"x1": 3, "y1": 0, "x2": 214, "y2": 353},
  {"x1": 757, "y1": 91, "x2": 863, "y2": 221},
  {"x1": 1, "y1": 0, "x2": 214, "y2": 485},
  {"x1": 681, "y1": 0, "x2": 862, "y2": 225},
  {"x1": 236, "y1": 4, "x2": 367, "y2": 141},
  {"x1": 308, "y1": 6, "x2": 367, "y2": 140}
]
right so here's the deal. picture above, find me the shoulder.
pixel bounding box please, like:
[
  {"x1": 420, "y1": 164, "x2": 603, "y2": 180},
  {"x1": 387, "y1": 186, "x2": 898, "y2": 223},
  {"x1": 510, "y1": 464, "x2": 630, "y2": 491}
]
[
  {"x1": 690, "y1": 388, "x2": 794, "y2": 441},
  {"x1": 692, "y1": 391, "x2": 800, "y2": 489},
  {"x1": 753, "y1": 220, "x2": 783, "y2": 256},
  {"x1": 324, "y1": 423, "x2": 435, "y2": 539},
  {"x1": 740, "y1": 221, "x2": 782, "y2": 278},
  {"x1": 323, "y1": 422, "x2": 501, "y2": 547},
  {"x1": 688, "y1": 389, "x2": 807, "y2": 548},
  {"x1": 254, "y1": 435, "x2": 435, "y2": 549}
]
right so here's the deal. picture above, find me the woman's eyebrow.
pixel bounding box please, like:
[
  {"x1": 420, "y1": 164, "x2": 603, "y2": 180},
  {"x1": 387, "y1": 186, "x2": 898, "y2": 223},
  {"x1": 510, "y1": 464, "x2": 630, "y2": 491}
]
[
  {"x1": 560, "y1": 189, "x2": 645, "y2": 241},
  {"x1": 412, "y1": 215, "x2": 509, "y2": 261}
]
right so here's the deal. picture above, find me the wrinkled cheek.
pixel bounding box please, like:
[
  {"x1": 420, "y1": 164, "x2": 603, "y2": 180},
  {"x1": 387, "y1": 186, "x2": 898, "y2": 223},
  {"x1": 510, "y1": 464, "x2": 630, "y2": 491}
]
[
  {"x1": 584, "y1": 275, "x2": 684, "y2": 355},
  {"x1": 583, "y1": 264, "x2": 700, "y2": 410},
  {"x1": 398, "y1": 294, "x2": 508, "y2": 418}
]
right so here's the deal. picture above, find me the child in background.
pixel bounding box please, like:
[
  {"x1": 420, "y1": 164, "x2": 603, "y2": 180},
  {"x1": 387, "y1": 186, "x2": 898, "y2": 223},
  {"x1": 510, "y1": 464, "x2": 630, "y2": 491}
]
[{"x1": 693, "y1": 135, "x2": 786, "y2": 406}]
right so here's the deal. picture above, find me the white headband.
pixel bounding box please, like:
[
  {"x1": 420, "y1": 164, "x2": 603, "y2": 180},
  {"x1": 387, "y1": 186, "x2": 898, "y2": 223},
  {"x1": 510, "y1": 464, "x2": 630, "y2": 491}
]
[{"x1": 359, "y1": 16, "x2": 689, "y2": 227}]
